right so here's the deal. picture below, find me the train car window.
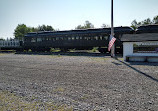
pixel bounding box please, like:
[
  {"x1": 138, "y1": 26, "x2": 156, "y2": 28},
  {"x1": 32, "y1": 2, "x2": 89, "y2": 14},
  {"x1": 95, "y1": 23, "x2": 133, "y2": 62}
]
[
  {"x1": 60, "y1": 37, "x2": 64, "y2": 40},
  {"x1": 37, "y1": 38, "x2": 42, "y2": 42},
  {"x1": 76, "y1": 36, "x2": 79, "y2": 40},
  {"x1": 99, "y1": 36, "x2": 103, "y2": 40},
  {"x1": 31, "y1": 38, "x2": 36, "y2": 42},
  {"x1": 64, "y1": 37, "x2": 67, "y2": 40},
  {"x1": 68, "y1": 37, "x2": 71, "y2": 40},
  {"x1": 103, "y1": 36, "x2": 108, "y2": 40},
  {"x1": 46, "y1": 37, "x2": 49, "y2": 41},
  {"x1": 91, "y1": 37, "x2": 94, "y2": 40},
  {"x1": 51, "y1": 37, "x2": 54, "y2": 41},
  {"x1": 56, "y1": 37, "x2": 59, "y2": 40},
  {"x1": 41, "y1": 37, "x2": 44, "y2": 41},
  {"x1": 94, "y1": 36, "x2": 98, "y2": 40},
  {"x1": 72, "y1": 37, "x2": 75, "y2": 40},
  {"x1": 79, "y1": 37, "x2": 82, "y2": 40},
  {"x1": 84, "y1": 37, "x2": 87, "y2": 40}
]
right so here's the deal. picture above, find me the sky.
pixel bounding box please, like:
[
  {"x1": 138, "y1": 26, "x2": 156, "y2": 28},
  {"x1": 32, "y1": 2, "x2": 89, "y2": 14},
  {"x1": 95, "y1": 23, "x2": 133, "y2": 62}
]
[{"x1": 0, "y1": 0, "x2": 158, "y2": 39}]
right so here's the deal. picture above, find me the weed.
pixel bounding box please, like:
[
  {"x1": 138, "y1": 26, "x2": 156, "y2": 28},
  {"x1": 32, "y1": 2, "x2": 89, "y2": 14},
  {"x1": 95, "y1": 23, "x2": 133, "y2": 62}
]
[
  {"x1": 90, "y1": 47, "x2": 98, "y2": 52},
  {"x1": 50, "y1": 48, "x2": 61, "y2": 52},
  {"x1": 53, "y1": 87, "x2": 65, "y2": 93},
  {"x1": 0, "y1": 90, "x2": 72, "y2": 111}
]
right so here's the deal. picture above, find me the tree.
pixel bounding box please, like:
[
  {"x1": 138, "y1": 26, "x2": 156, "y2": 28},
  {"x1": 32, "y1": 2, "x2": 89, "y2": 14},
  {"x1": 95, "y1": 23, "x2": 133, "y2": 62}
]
[
  {"x1": 14, "y1": 24, "x2": 31, "y2": 40},
  {"x1": 84, "y1": 21, "x2": 94, "y2": 29},
  {"x1": 14, "y1": 24, "x2": 55, "y2": 40},
  {"x1": 0, "y1": 38, "x2": 4, "y2": 41},
  {"x1": 75, "y1": 25, "x2": 85, "y2": 29},
  {"x1": 75, "y1": 21, "x2": 94, "y2": 29},
  {"x1": 37, "y1": 25, "x2": 54, "y2": 31},
  {"x1": 141, "y1": 18, "x2": 152, "y2": 25},
  {"x1": 101, "y1": 24, "x2": 110, "y2": 28},
  {"x1": 153, "y1": 15, "x2": 158, "y2": 24},
  {"x1": 30, "y1": 27, "x2": 38, "y2": 32},
  {"x1": 131, "y1": 19, "x2": 141, "y2": 30},
  {"x1": 131, "y1": 15, "x2": 158, "y2": 30}
]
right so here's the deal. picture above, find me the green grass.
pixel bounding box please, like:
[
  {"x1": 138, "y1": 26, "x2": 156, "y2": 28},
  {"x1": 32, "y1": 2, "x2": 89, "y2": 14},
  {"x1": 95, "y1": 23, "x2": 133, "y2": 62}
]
[
  {"x1": 50, "y1": 48, "x2": 61, "y2": 52},
  {"x1": 0, "y1": 90, "x2": 73, "y2": 111},
  {"x1": 90, "y1": 47, "x2": 98, "y2": 53},
  {"x1": 91, "y1": 57, "x2": 110, "y2": 62},
  {"x1": 0, "y1": 54, "x2": 6, "y2": 56}
]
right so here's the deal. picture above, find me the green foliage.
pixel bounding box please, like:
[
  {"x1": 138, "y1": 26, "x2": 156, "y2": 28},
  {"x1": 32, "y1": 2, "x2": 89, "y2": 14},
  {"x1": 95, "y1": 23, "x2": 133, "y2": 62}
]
[
  {"x1": 37, "y1": 25, "x2": 55, "y2": 31},
  {"x1": 14, "y1": 24, "x2": 31, "y2": 40},
  {"x1": 0, "y1": 38, "x2": 5, "y2": 41},
  {"x1": 153, "y1": 15, "x2": 158, "y2": 24},
  {"x1": 30, "y1": 27, "x2": 38, "y2": 32},
  {"x1": 75, "y1": 20, "x2": 94, "y2": 29},
  {"x1": 142, "y1": 18, "x2": 152, "y2": 25},
  {"x1": 131, "y1": 15, "x2": 158, "y2": 30},
  {"x1": 101, "y1": 24, "x2": 110, "y2": 28},
  {"x1": 131, "y1": 20, "x2": 141, "y2": 30},
  {"x1": 50, "y1": 48, "x2": 60, "y2": 52},
  {"x1": 14, "y1": 24, "x2": 55, "y2": 40},
  {"x1": 0, "y1": 90, "x2": 73, "y2": 111},
  {"x1": 91, "y1": 47, "x2": 98, "y2": 52}
]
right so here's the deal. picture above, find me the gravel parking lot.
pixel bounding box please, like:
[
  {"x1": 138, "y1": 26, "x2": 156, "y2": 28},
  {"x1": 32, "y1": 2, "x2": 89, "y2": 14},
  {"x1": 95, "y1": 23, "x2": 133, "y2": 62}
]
[{"x1": 0, "y1": 53, "x2": 158, "y2": 110}]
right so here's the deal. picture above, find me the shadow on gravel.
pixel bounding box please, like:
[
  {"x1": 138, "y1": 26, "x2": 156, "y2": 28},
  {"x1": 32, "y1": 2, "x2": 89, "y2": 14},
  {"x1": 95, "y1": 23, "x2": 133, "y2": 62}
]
[
  {"x1": 16, "y1": 52, "x2": 121, "y2": 57},
  {"x1": 114, "y1": 57, "x2": 158, "y2": 83}
]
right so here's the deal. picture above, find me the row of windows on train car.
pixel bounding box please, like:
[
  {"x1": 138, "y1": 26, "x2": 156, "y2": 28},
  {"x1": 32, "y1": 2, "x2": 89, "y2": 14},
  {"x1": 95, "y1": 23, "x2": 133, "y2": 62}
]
[{"x1": 30, "y1": 36, "x2": 109, "y2": 42}]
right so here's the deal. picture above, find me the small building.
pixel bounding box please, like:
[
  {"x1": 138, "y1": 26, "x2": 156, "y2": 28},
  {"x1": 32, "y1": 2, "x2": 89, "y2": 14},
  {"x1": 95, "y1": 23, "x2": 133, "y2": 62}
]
[{"x1": 121, "y1": 33, "x2": 158, "y2": 62}]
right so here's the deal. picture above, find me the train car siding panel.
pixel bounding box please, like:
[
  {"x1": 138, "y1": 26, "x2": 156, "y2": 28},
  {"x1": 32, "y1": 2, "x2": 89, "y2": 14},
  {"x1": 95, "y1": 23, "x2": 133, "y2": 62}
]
[{"x1": 23, "y1": 27, "x2": 134, "y2": 53}]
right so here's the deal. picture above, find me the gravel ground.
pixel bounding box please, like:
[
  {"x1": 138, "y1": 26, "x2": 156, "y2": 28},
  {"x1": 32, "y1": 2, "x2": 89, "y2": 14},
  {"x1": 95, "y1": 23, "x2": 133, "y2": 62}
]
[{"x1": 0, "y1": 53, "x2": 158, "y2": 111}]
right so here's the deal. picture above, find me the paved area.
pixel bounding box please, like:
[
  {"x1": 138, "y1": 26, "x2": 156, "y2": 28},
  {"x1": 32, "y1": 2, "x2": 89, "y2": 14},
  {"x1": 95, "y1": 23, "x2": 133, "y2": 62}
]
[{"x1": 0, "y1": 53, "x2": 158, "y2": 110}]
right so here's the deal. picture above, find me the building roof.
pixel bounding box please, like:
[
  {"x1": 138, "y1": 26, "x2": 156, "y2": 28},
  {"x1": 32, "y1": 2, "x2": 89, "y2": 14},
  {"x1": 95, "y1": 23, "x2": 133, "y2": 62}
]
[
  {"x1": 136, "y1": 25, "x2": 158, "y2": 33},
  {"x1": 121, "y1": 33, "x2": 158, "y2": 42}
]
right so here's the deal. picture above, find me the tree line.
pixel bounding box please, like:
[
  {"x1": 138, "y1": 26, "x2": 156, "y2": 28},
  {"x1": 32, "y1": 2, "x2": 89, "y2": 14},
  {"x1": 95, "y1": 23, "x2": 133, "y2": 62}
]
[
  {"x1": 13, "y1": 15, "x2": 158, "y2": 40},
  {"x1": 14, "y1": 24, "x2": 55, "y2": 40},
  {"x1": 131, "y1": 15, "x2": 158, "y2": 30}
]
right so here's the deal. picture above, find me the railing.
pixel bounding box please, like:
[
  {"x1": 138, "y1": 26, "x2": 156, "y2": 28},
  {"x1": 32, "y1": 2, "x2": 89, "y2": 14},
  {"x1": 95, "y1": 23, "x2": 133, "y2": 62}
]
[{"x1": 0, "y1": 40, "x2": 20, "y2": 48}]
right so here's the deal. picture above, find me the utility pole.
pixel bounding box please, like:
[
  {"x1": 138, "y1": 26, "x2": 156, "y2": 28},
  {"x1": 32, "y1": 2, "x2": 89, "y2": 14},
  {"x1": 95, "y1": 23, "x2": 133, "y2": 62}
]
[{"x1": 111, "y1": 0, "x2": 115, "y2": 57}]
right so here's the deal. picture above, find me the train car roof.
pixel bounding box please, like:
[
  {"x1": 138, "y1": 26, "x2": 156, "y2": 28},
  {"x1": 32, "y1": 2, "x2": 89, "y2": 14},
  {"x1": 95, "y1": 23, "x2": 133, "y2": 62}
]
[{"x1": 25, "y1": 26, "x2": 133, "y2": 37}]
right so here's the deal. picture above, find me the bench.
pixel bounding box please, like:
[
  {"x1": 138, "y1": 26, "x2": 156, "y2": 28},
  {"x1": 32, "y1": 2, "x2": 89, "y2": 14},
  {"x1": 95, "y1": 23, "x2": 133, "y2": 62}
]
[{"x1": 126, "y1": 55, "x2": 158, "y2": 62}]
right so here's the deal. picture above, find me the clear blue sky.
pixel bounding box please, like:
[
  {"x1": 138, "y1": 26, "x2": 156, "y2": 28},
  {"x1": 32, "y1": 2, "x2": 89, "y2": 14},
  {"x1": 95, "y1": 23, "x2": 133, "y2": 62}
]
[{"x1": 0, "y1": 0, "x2": 158, "y2": 39}]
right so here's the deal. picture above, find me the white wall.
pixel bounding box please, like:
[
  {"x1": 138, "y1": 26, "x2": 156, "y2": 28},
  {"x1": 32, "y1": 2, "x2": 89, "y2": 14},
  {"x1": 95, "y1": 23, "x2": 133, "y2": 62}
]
[
  {"x1": 123, "y1": 42, "x2": 133, "y2": 60},
  {"x1": 0, "y1": 39, "x2": 20, "y2": 48},
  {"x1": 123, "y1": 41, "x2": 158, "y2": 61}
]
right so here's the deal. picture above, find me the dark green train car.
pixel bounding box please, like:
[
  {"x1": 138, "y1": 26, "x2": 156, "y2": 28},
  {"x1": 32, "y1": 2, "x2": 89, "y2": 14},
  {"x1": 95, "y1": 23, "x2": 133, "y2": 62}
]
[{"x1": 24, "y1": 27, "x2": 134, "y2": 53}]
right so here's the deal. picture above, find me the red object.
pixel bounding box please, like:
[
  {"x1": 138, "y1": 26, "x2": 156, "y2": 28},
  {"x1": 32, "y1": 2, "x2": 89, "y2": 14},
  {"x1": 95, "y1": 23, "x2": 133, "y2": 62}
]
[{"x1": 108, "y1": 36, "x2": 116, "y2": 51}]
